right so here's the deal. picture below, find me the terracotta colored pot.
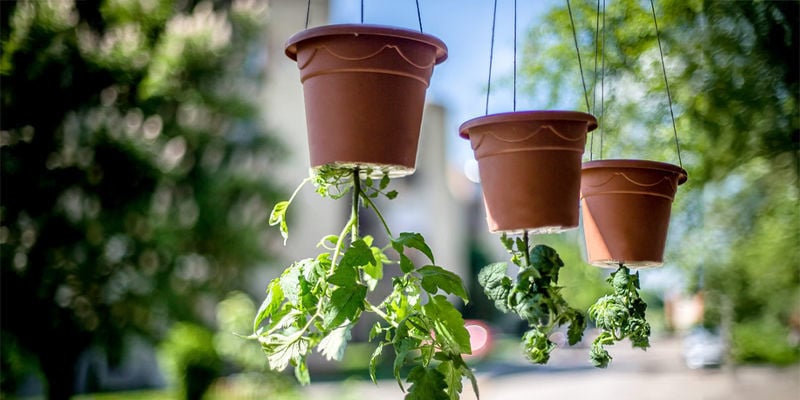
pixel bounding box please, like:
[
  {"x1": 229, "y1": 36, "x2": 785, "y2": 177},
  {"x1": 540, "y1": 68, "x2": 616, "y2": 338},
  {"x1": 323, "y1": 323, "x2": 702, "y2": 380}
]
[
  {"x1": 580, "y1": 159, "x2": 688, "y2": 268},
  {"x1": 459, "y1": 111, "x2": 598, "y2": 234},
  {"x1": 285, "y1": 24, "x2": 447, "y2": 177}
]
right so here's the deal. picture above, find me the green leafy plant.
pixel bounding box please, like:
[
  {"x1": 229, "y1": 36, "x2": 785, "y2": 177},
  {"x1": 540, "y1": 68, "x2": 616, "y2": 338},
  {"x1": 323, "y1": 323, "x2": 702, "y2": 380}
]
[
  {"x1": 588, "y1": 266, "x2": 651, "y2": 368},
  {"x1": 250, "y1": 166, "x2": 478, "y2": 400},
  {"x1": 477, "y1": 233, "x2": 586, "y2": 364}
]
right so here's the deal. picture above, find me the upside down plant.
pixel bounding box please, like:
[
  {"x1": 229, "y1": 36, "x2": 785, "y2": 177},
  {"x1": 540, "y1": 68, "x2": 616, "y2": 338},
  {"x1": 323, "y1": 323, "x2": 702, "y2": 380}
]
[
  {"x1": 477, "y1": 233, "x2": 586, "y2": 364},
  {"x1": 588, "y1": 265, "x2": 651, "y2": 368},
  {"x1": 250, "y1": 166, "x2": 478, "y2": 399}
]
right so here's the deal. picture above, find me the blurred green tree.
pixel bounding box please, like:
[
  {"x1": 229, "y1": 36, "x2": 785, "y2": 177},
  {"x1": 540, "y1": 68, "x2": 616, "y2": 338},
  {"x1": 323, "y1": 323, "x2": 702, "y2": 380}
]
[
  {"x1": 522, "y1": 0, "x2": 798, "y2": 363},
  {"x1": 0, "y1": 0, "x2": 283, "y2": 398}
]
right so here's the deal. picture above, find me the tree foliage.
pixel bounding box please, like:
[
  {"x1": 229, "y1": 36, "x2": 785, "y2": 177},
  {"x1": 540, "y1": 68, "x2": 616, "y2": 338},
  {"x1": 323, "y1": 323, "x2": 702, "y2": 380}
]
[
  {"x1": 523, "y1": 0, "x2": 799, "y2": 364},
  {"x1": 0, "y1": 0, "x2": 281, "y2": 397}
]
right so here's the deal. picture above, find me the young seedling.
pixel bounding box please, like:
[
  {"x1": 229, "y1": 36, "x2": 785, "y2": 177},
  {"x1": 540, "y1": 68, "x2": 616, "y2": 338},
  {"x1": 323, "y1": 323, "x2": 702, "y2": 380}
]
[
  {"x1": 478, "y1": 233, "x2": 586, "y2": 364},
  {"x1": 251, "y1": 166, "x2": 478, "y2": 399},
  {"x1": 587, "y1": 265, "x2": 651, "y2": 368}
]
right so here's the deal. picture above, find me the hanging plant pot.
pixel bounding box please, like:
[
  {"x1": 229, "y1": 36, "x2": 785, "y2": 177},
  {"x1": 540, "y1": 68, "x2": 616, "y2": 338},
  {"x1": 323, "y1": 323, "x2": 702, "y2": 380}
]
[
  {"x1": 580, "y1": 159, "x2": 688, "y2": 268},
  {"x1": 459, "y1": 111, "x2": 597, "y2": 233},
  {"x1": 285, "y1": 24, "x2": 447, "y2": 177}
]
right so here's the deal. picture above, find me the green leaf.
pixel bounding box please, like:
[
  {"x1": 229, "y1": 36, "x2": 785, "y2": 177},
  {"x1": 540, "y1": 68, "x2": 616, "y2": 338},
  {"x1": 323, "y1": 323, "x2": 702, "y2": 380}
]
[
  {"x1": 393, "y1": 335, "x2": 416, "y2": 391},
  {"x1": 317, "y1": 323, "x2": 352, "y2": 361},
  {"x1": 436, "y1": 359, "x2": 463, "y2": 400},
  {"x1": 327, "y1": 263, "x2": 357, "y2": 287},
  {"x1": 323, "y1": 284, "x2": 367, "y2": 329},
  {"x1": 405, "y1": 366, "x2": 448, "y2": 400},
  {"x1": 269, "y1": 201, "x2": 290, "y2": 245},
  {"x1": 254, "y1": 279, "x2": 284, "y2": 332},
  {"x1": 380, "y1": 174, "x2": 390, "y2": 190},
  {"x1": 316, "y1": 234, "x2": 340, "y2": 250},
  {"x1": 418, "y1": 265, "x2": 469, "y2": 302},
  {"x1": 340, "y1": 239, "x2": 376, "y2": 268},
  {"x1": 521, "y1": 328, "x2": 555, "y2": 364},
  {"x1": 399, "y1": 254, "x2": 415, "y2": 273},
  {"x1": 567, "y1": 312, "x2": 586, "y2": 346},
  {"x1": 364, "y1": 245, "x2": 387, "y2": 290},
  {"x1": 260, "y1": 332, "x2": 309, "y2": 372},
  {"x1": 369, "y1": 344, "x2": 384, "y2": 383},
  {"x1": 293, "y1": 356, "x2": 310, "y2": 385},
  {"x1": 386, "y1": 190, "x2": 398, "y2": 199},
  {"x1": 477, "y1": 262, "x2": 512, "y2": 312},
  {"x1": 393, "y1": 232, "x2": 435, "y2": 263},
  {"x1": 279, "y1": 263, "x2": 304, "y2": 304},
  {"x1": 423, "y1": 295, "x2": 472, "y2": 355}
]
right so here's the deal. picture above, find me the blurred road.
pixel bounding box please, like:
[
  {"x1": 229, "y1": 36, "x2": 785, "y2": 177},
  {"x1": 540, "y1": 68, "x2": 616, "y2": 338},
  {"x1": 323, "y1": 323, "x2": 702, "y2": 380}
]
[{"x1": 301, "y1": 336, "x2": 800, "y2": 400}]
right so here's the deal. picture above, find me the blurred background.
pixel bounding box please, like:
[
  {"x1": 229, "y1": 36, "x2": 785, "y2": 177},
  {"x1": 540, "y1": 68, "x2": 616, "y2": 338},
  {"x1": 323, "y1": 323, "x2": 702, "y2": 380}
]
[{"x1": 0, "y1": 0, "x2": 797, "y2": 399}]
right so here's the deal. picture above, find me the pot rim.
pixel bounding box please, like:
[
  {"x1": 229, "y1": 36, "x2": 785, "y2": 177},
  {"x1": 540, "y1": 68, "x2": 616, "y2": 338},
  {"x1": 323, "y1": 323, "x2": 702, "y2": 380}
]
[
  {"x1": 285, "y1": 24, "x2": 448, "y2": 64},
  {"x1": 458, "y1": 110, "x2": 598, "y2": 139},
  {"x1": 582, "y1": 158, "x2": 688, "y2": 185}
]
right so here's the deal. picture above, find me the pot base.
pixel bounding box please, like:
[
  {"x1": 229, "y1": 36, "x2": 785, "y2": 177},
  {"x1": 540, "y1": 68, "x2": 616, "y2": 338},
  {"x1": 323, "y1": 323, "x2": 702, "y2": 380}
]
[{"x1": 494, "y1": 225, "x2": 574, "y2": 236}]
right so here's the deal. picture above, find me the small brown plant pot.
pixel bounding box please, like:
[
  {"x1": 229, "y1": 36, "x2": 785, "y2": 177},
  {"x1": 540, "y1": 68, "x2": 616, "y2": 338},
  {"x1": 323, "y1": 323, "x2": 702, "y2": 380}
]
[
  {"x1": 580, "y1": 159, "x2": 688, "y2": 268},
  {"x1": 459, "y1": 111, "x2": 598, "y2": 234},
  {"x1": 285, "y1": 24, "x2": 447, "y2": 177}
]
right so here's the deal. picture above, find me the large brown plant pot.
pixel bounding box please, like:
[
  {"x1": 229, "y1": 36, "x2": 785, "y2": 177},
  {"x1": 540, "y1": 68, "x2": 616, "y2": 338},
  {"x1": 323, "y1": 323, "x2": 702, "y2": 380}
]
[
  {"x1": 580, "y1": 159, "x2": 688, "y2": 268},
  {"x1": 285, "y1": 24, "x2": 448, "y2": 177},
  {"x1": 459, "y1": 111, "x2": 598, "y2": 233}
]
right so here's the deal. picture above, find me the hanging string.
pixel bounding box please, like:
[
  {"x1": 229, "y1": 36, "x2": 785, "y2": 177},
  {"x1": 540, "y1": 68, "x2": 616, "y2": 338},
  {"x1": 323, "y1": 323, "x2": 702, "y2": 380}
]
[
  {"x1": 485, "y1": 0, "x2": 499, "y2": 115},
  {"x1": 513, "y1": 0, "x2": 518, "y2": 111},
  {"x1": 305, "y1": 0, "x2": 311, "y2": 29},
  {"x1": 566, "y1": 0, "x2": 591, "y2": 113},
  {"x1": 415, "y1": 0, "x2": 423, "y2": 32},
  {"x1": 650, "y1": 0, "x2": 683, "y2": 168},
  {"x1": 590, "y1": 0, "x2": 600, "y2": 160},
  {"x1": 361, "y1": 0, "x2": 364, "y2": 23},
  {"x1": 599, "y1": 0, "x2": 606, "y2": 159}
]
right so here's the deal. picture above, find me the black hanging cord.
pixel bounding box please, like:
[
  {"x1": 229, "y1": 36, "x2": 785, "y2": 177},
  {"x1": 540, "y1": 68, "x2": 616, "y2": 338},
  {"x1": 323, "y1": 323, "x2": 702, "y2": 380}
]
[
  {"x1": 361, "y1": 0, "x2": 364, "y2": 23},
  {"x1": 305, "y1": 0, "x2": 311, "y2": 29},
  {"x1": 485, "y1": 0, "x2": 499, "y2": 115},
  {"x1": 513, "y1": 0, "x2": 518, "y2": 111},
  {"x1": 590, "y1": 0, "x2": 600, "y2": 160},
  {"x1": 415, "y1": 0, "x2": 424, "y2": 32},
  {"x1": 567, "y1": 0, "x2": 592, "y2": 113},
  {"x1": 650, "y1": 0, "x2": 683, "y2": 168}
]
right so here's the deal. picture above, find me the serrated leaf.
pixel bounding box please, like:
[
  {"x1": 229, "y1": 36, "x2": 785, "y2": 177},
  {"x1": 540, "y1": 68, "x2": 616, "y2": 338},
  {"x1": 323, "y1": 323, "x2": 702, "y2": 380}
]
[
  {"x1": 393, "y1": 336, "x2": 416, "y2": 391},
  {"x1": 405, "y1": 366, "x2": 448, "y2": 400},
  {"x1": 399, "y1": 254, "x2": 415, "y2": 273},
  {"x1": 423, "y1": 295, "x2": 471, "y2": 355},
  {"x1": 260, "y1": 332, "x2": 309, "y2": 372},
  {"x1": 323, "y1": 284, "x2": 367, "y2": 329},
  {"x1": 369, "y1": 344, "x2": 384, "y2": 383},
  {"x1": 364, "y1": 246, "x2": 387, "y2": 290},
  {"x1": 254, "y1": 279, "x2": 284, "y2": 332},
  {"x1": 436, "y1": 359, "x2": 463, "y2": 400},
  {"x1": 567, "y1": 312, "x2": 586, "y2": 346},
  {"x1": 317, "y1": 323, "x2": 352, "y2": 361},
  {"x1": 293, "y1": 356, "x2": 310, "y2": 385},
  {"x1": 269, "y1": 201, "x2": 290, "y2": 245},
  {"x1": 393, "y1": 232, "x2": 435, "y2": 263},
  {"x1": 477, "y1": 262, "x2": 511, "y2": 312},
  {"x1": 279, "y1": 263, "x2": 304, "y2": 304},
  {"x1": 418, "y1": 265, "x2": 469, "y2": 302},
  {"x1": 340, "y1": 239, "x2": 376, "y2": 268},
  {"x1": 328, "y1": 263, "x2": 357, "y2": 287}
]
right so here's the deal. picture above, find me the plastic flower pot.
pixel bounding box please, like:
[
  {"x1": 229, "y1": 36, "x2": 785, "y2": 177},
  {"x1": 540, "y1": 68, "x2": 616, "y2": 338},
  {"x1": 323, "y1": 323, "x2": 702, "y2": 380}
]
[
  {"x1": 580, "y1": 159, "x2": 688, "y2": 268},
  {"x1": 459, "y1": 111, "x2": 598, "y2": 233},
  {"x1": 285, "y1": 24, "x2": 448, "y2": 177}
]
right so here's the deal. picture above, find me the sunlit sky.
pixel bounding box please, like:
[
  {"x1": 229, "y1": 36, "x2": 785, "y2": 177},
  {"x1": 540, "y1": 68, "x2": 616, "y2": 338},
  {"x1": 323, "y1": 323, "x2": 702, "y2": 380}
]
[{"x1": 330, "y1": 0, "x2": 562, "y2": 169}]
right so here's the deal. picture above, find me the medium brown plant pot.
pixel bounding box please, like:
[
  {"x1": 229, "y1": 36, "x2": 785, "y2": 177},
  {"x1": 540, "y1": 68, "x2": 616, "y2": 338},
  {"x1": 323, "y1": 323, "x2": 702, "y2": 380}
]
[
  {"x1": 459, "y1": 111, "x2": 598, "y2": 233},
  {"x1": 285, "y1": 24, "x2": 447, "y2": 177},
  {"x1": 580, "y1": 159, "x2": 688, "y2": 268}
]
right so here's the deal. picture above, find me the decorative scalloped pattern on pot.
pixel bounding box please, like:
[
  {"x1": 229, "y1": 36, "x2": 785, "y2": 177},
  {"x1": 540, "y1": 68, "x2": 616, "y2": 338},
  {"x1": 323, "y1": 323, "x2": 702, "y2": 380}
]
[
  {"x1": 285, "y1": 24, "x2": 448, "y2": 173},
  {"x1": 580, "y1": 159, "x2": 688, "y2": 268},
  {"x1": 459, "y1": 111, "x2": 597, "y2": 233}
]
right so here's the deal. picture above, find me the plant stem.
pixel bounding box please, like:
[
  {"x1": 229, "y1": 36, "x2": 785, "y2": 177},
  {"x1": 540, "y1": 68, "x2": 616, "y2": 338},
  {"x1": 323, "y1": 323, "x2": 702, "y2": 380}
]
[
  {"x1": 352, "y1": 167, "x2": 361, "y2": 243},
  {"x1": 523, "y1": 230, "x2": 531, "y2": 266},
  {"x1": 361, "y1": 192, "x2": 393, "y2": 238}
]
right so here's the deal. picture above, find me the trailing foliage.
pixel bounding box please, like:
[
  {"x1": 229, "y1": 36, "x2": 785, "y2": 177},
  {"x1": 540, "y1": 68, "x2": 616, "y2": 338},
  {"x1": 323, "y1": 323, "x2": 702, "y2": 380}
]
[
  {"x1": 477, "y1": 234, "x2": 585, "y2": 364},
  {"x1": 252, "y1": 167, "x2": 477, "y2": 400},
  {"x1": 588, "y1": 266, "x2": 650, "y2": 368}
]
